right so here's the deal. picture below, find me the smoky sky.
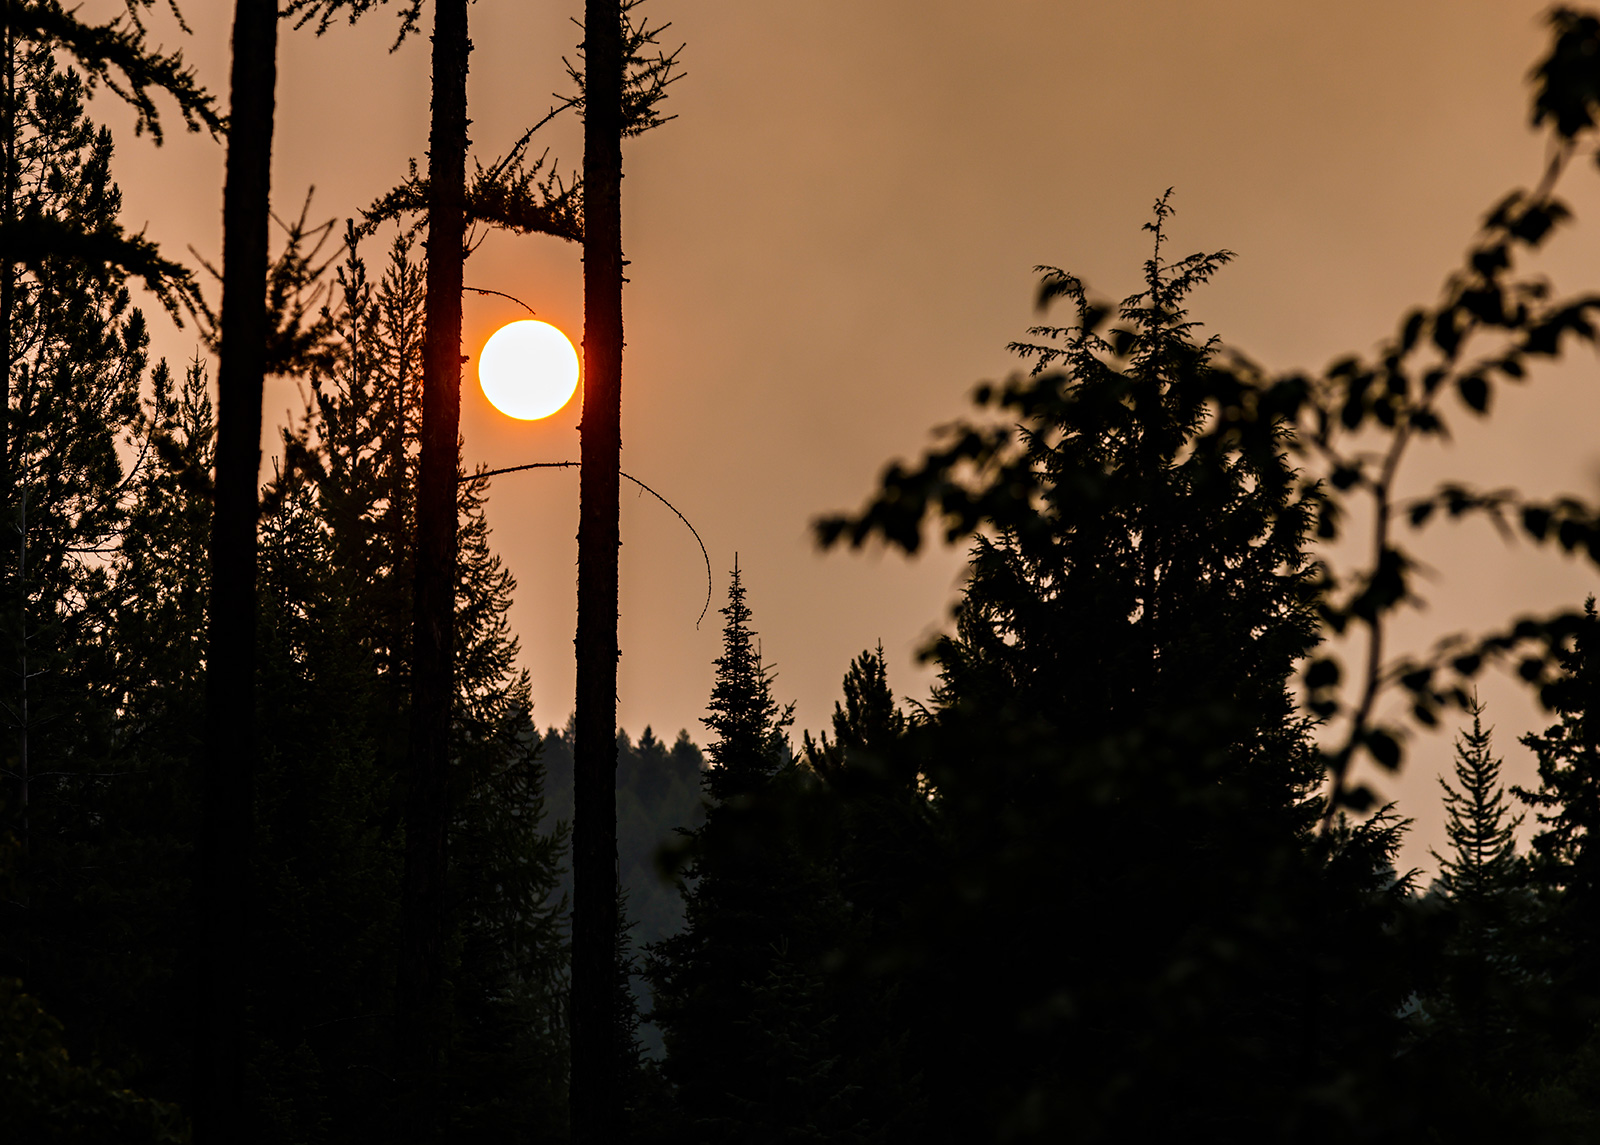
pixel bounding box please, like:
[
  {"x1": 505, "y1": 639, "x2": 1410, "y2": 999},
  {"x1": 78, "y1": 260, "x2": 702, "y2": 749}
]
[{"x1": 99, "y1": 0, "x2": 1600, "y2": 874}]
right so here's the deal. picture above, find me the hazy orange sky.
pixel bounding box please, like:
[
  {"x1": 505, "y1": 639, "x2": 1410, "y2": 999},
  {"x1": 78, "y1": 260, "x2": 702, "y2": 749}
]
[{"x1": 92, "y1": 0, "x2": 1600, "y2": 874}]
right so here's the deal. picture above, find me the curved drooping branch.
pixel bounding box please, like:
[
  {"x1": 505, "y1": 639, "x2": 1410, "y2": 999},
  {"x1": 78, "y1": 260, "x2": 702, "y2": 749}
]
[{"x1": 467, "y1": 459, "x2": 712, "y2": 627}]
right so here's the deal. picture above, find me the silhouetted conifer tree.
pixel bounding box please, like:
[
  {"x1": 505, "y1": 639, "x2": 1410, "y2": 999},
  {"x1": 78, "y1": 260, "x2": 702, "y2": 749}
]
[
  {"x1": 0, "y1": 52, "x2": 208, "y2": 1112},
  {"x1": 268, "y1": 233, "x2": 569, "y2": 1142},
  {"x1": 819, "y1": 199, "x2": 1419, "y2": 1141},
  {"x1": 568, "y1": 4, "x2": 681, "y2": 1133},
  {"x1": 1409, "y1": 696, "x2": 1531, "y2": 1120},
  {"x1": 647, "y1": 563, "x2": 885, "y2": 1144},
  {"x1": 0, "y1": 44, "x2": 151, "y2": 869},
  {"x1": 699, "y1": 559, "x2": 792, "y2": 801},
  {"x1": 1437, "y1": 696, "x2": 1525, "y2": 903},
  {"x1": 571, "y1": 0, "x2": 625, "y2": 1133},
  {"x1": 801, "y1": 643, "x2": 906, "y2": 782},
  {"x1": 1514, "y1": 599, "x2": 1600, "y2": 1101}
]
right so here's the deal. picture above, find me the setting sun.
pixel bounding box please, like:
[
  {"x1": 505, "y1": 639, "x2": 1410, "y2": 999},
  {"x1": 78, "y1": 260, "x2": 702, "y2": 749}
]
[{"x1": 477, "y1": 319, "x2": 580, "y2": 420}]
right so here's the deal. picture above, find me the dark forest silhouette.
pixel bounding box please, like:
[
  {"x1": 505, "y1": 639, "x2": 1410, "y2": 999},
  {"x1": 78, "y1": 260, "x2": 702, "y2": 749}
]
[{"x1": 17, "y1": 3, "x2": 1600, "y2": 1143}]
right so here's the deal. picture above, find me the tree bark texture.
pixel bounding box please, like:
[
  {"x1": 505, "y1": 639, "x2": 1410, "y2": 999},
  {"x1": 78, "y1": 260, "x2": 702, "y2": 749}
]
[
  {"x1": 198, "y1": 1, "x2": 276, "y2": 1140},
  {"x1": 572, "y1": 2, "x2": 624, "y2": 1141},
  {"x1": 396, "y1": 0, "x2": 468, "y2": 1138}
]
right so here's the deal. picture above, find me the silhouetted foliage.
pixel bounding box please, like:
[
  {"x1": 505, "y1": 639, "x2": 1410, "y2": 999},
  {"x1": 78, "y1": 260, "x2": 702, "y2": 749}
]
[
  {"x1": 255, "y1": 233, "x2": 569, "y2": 1142},
  {"x1": 824, "y1": 205, "x2": 1428, "y2": 1141},
  {"x1": 1405, "y1": 697, "x2": 1534, "y2": 1126},
  {"x1": 1436, "y1": 696, "x2": 1526, "y2": 903},
  {"x1": 647, "y1": 564, "x2": 880, "y2": 1145},
  {"x1": 0, "y1": 49, "x2": 186, "y2": 1105},
  {"x1": 32, "y1": 6, "x2": 1600, "y2": 1144}
]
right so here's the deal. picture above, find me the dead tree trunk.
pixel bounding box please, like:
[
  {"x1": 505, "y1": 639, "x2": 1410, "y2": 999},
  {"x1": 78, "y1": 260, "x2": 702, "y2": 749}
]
[
  {"x1": 395, "y1": 0, "x2": 468, "y2": 1138},
  {"x1": 572, "y1": 1, "x2": 624, "y2": 1140},
  {"x1": 198, "y1": 0, "x2": 277, "y2": 1139}
]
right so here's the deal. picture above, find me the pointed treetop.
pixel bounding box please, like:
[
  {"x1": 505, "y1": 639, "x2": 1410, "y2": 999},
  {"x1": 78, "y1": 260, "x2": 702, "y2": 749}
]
[
  {"x1": 702, "y1": 558, "x2": 792, "y2": 803},
  {"x1": 1433, "y1": 692, "x2": 1523, "y2": 902}
]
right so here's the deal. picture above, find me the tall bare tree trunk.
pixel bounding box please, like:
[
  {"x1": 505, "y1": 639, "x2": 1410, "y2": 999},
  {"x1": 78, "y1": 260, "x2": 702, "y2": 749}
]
[
  {"x1": 198, "y1": 0, "x2": 277, "y2": 1139},
  {"x1": 1, "y1": 14, "x2": 14, "y2": 520},
  {"x1": 2, "y1": 9, "x2": 18, "y2": 877},
  {"x1": 572, "y1": 1, "x2": 623, "y2": 1140},
  {"x1": 396, "y1": 0, "x2": 468, "y2": 1137}
]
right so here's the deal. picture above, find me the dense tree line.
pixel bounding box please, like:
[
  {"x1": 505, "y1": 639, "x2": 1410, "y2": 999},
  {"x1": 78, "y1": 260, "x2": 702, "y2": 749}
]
[
  {"x1": 20, "y1": 5, "x2": 1600, "y2": 1144},
  {"x1": 0, "y1": 70, "x2": 574, "y2": 1132}
]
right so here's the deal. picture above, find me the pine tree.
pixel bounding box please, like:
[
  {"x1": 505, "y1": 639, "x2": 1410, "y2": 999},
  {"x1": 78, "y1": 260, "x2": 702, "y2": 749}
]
[
  {"x1": 571, "y1": 0, "x2": 626, "y2": 1132},
  {"x1": 568, "y1": 7, "x2": 682, "y2": 1133}
]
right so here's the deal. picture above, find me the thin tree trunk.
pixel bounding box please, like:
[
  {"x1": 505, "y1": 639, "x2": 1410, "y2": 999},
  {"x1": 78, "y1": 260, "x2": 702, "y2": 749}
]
[
  {"x1": 198, "y1": 0, "x2": 277, "y2": 1139},
  {"x1": 396, "y1": 0, "x2": 468, "y2": 1136},
  {"x1": 2, "y1": 13, "x2": 14, "y2": 518},
  {"x1": 572, "y1": 1, "x2": 623, "y2": 1140},
  {"x1": 2, "y1": 10, "x2": 17, "y2": 877}
]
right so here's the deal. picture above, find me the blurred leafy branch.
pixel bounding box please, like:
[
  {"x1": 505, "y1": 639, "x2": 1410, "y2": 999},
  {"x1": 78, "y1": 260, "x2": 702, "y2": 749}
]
[{"x1": 818, "y1": 6, "x2": 1600, "y2": 825}]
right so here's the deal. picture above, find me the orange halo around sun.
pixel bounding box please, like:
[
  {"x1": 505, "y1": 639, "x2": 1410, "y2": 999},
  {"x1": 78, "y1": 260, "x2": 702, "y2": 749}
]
[{"x1": 478, "y1": 319, "x2": 580, "y2": 420}]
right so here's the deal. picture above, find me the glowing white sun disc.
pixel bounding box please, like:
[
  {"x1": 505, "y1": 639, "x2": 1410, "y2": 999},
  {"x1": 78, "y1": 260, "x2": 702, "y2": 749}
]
[{"x1": 478, "y1": 319, "x2": 580, "y2": 420}]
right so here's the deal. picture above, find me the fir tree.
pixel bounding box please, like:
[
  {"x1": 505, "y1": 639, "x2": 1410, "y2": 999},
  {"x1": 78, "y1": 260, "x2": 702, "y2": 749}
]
[
  {"x1": 701, "y1": 557, "x2": 792, "y2": 802},
  {"x1": 649, "y1": 562, "x2": 870, "y2": 1145},
  {"x1": 819, "y1": 199, "x2": 1416, "y2": 1141},
  {"x1": 1434, "y1": 694, "x2": 1524, "y2": 904},
  {"x1": 0, "y1": 49, "x2": 186, "y2": 1094},
  {"x1": 1413, "y1": 695, "x2": 1530, "y2": 1107},
  {"x1": 1514, "y1": 597, "x2": 1600, "y2": 1067},
  {"x1": 801, "y1": 642, "x2": 906, "y2": 783}
]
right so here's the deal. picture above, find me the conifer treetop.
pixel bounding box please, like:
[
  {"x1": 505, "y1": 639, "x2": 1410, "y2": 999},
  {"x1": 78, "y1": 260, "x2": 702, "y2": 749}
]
[
  {"x1": 1432, "y1": 693, "x2": 1523, "y2": 902},
  {"x1": 702, "y1": 558, "x2": 792, "y2": 803}
]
